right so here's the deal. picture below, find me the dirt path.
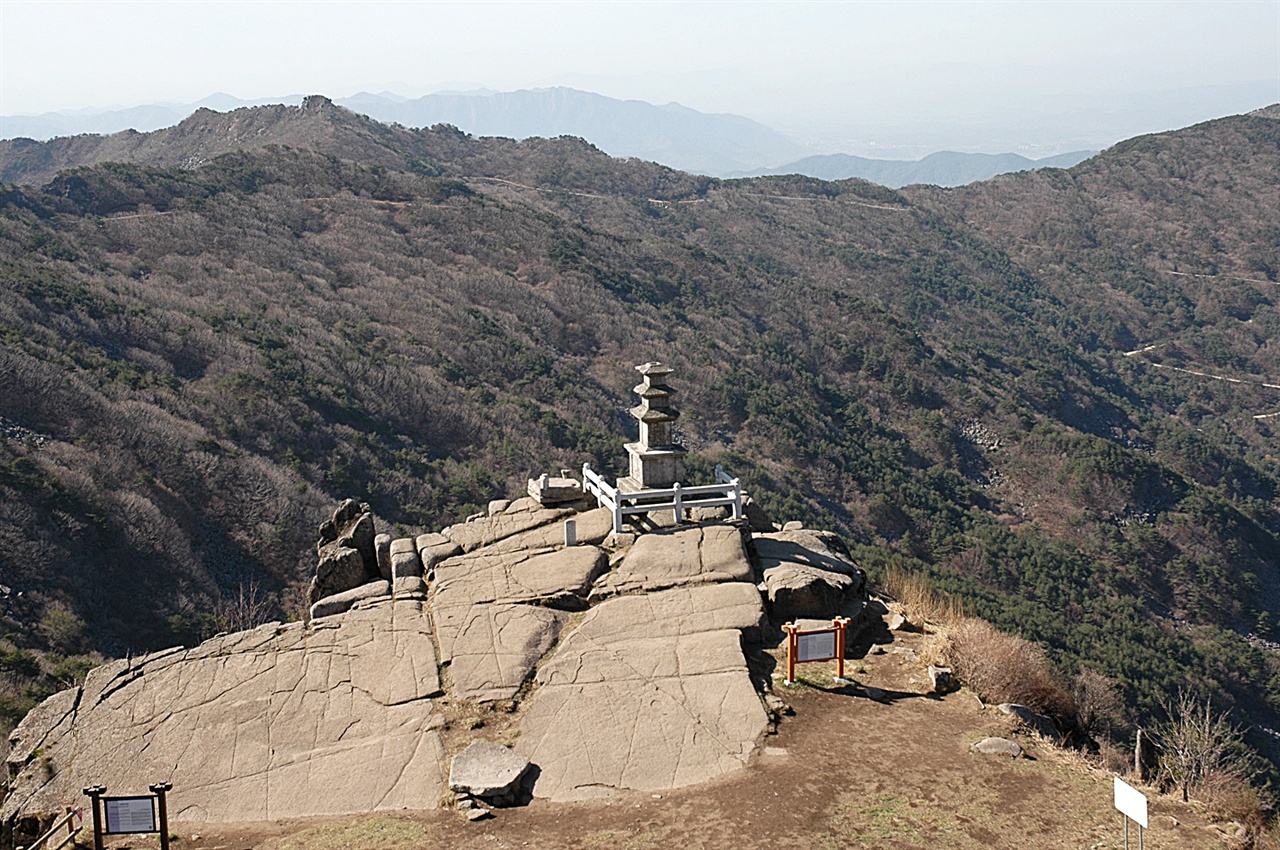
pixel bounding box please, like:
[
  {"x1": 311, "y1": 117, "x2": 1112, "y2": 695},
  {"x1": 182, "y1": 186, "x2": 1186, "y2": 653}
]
[{"x1": 110, "y1": 626, "x2": 1227, "y2": 850}]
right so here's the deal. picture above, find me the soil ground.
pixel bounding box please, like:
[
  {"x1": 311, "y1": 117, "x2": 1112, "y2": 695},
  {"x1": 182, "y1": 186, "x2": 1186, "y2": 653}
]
[{"x1": 86, "y1": 620, "x2": 1230, "y2": 850}]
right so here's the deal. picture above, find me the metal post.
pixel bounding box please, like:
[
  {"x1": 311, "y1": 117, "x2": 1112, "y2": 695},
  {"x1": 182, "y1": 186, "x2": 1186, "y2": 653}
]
[
  {"x1": 81, "y1": 786, "x2": 105, "y2": 850},
  {"x1": 1124, "y1": 814, "x2": 1129, "y2": 850},
  {"x1": 150, "y1": 783, "x2": 172, "y2": 850}
]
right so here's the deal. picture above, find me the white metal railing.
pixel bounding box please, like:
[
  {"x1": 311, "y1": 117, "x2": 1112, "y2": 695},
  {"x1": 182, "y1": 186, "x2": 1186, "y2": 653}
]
[{"x1": 582, "y1": 462, "x2": 743, "y2": 533}]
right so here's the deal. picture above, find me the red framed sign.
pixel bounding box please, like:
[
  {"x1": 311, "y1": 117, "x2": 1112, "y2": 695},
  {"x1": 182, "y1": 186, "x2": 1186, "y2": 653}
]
[{"x1": 782, "y1": 617, "x2": 851, "y2": 685}]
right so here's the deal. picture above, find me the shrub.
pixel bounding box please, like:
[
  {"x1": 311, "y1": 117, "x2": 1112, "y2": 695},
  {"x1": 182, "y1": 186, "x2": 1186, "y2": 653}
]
[{"x1": 948, "y1": 617, "x2": 1074, "y2": 721}]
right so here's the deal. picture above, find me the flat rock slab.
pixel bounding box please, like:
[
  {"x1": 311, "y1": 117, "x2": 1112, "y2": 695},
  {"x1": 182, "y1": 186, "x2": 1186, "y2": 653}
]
[
  {"x1": 592, "y1": 524, "x2": 752, "y2": 600},
  {"x1": 443, "y1": 498, "x2": 575, "y2": 553},
  {"x1": 751, "y1": 529, "x2": 861, "y2": 577},
  {"x1": 435, "y1": 602, "x2": 569, "y2": 703},
  {"x1": 310, "y1": 579, "x2": 390, "y2": 619},
  {"x1": 519, "y1": 584, "x2": 768, "y2": 801},
  {"x1": 449, "y1": 741, "x2": 531, "y2": 798},
  {"x1": 3, "y1": 600, "x2": 445, "y2": 824},
  {"x1": 971, "y1": 736, "x2": 1024, "y2": 758},
  {"x1": 479, "y1": 507, "x2": 614, "y2": 555},
  {"x1": 432, "y1": 546, "x2": 607, "y2": 701}
]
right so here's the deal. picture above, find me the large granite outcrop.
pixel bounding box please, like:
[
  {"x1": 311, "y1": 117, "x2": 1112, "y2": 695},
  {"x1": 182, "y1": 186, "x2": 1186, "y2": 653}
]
[
  {"x1": 431, "y1": 545, "x2": 607, "y2": 702},
  {"x1": 3, "y1": 599, "x2": 445, "y2": 824},
  {"x1": 519, "y1": 583, "x2": 768, "y2": 801}
]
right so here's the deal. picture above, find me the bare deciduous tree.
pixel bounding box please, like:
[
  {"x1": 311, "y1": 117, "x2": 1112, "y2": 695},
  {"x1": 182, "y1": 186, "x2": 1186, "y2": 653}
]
[{"x1": 1153, "y1": 688, "x2": 1248, "y2": 803}]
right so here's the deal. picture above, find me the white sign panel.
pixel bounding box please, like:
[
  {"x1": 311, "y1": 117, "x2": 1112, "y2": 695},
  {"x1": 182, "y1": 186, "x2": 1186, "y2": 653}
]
[
  {"x1": 1113, "y1": 777, "x2": 1148, "y2": 828},
  {"x1": 104, "y1": 797, "x2": 156, "y2": 834},
  {"x1": 796, "y1": 630, "x2": 837, "y2": 662}
]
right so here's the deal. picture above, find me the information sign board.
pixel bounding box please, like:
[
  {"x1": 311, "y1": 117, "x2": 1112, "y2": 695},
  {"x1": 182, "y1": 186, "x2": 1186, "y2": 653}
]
[
  {"x1": 796, "y1": 630, "x2": 837, "y2": 662},
  {"x1": 104, "y1": 796, "x2": 156, "y2": 834},
  {"x1": 1113, "y1": 776, "x2": 1148, "y2": 828}
]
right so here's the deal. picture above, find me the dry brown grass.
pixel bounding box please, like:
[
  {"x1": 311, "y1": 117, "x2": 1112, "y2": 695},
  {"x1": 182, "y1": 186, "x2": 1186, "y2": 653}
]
[
  {"x1": 879, "y1": 566, "x2": 964, "y2": 626},
  {"x1": 947, "y1": 617, "x2": 1074, "y2": 719}
]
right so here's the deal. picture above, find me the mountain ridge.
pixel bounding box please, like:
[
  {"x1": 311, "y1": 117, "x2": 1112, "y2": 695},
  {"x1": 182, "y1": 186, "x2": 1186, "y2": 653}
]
[{"x1": 0, "y1": 101, "x2": 1278, "y2": 794}]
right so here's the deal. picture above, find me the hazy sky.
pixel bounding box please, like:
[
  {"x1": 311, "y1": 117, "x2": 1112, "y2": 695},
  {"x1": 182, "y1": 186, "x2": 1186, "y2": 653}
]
[{"x1": 2, "y1": 0, "x2": 1278, "y2": 146}]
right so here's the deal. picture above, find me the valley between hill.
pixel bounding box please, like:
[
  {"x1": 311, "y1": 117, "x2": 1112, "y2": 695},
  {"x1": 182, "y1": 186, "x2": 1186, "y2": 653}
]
[{"x1": 0, "y1": 98, "x2": 1278, "y2": 805}]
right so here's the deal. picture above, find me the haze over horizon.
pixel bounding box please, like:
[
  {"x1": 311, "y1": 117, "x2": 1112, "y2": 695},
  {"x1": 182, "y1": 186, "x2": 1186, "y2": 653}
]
[{"x1": 1, "y1": 0, "x2": 1278, "y2": 159}]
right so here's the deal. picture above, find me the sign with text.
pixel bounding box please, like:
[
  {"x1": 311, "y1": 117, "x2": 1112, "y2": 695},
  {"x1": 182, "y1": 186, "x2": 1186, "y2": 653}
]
[
  {"x1": 103, "y1": 796, "x2": 156, "y2": 834},
  {"x1": 1114, "y1": 776, "x2": 1148, "y2": 828},
  {"x1": 796, "y1": 630, "x2": 837, "y2": 662},
  {"x1": 782, "y1": 618, "x2": 851, "y2": 684}
]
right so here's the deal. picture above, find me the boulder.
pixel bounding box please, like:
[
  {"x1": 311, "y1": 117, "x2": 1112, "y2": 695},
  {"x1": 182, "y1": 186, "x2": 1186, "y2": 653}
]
[
  {"x1": 449, "y1": 742, "x2": 531, "y2": 800},
  {"x1": 753, "y1": 529, "x2": 866, "y2": 621},
  {"x1": 310, "y1": 546, "x2": 373, "y2": 606},
  {"x1": 971, "y1": 737, "x2": 1023, "y2": 758},
  {"x1": 998, "y1": 703, "x2": 1061, "y2": 742},
  {"x1": 309, "y1": 580, "x2": 390, "y2": 619},
  {"x1": 741, "y1": 496, "x2": 775, "y2": 534},
  {"x1": 391, "y1": 547, "x2": 424, "y2": 579},
  {"x1": 488, "y1": 499, "x2": 512, "y2": 516},
  {"x1": 762, "y1": 564, "x2": 859, "y2": 623},
  {"x1": 928, "y1": 665, "x2": 957, "y2": 695},
  {"x1": 311, "y1": 501, "x2": 379, "y2": 603},
  {"x1": 374, "y1": 534, "x2": 393, "y2": 580},
  {"x1": 2, "y1": 600, "x2": 446, "y2": 825},
  {"x1": 416, "y1": 533, "x2": 463, "y2": 572}
]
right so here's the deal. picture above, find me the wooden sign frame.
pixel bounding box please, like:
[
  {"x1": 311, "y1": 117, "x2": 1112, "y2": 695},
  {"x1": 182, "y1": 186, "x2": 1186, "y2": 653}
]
[
  {"x1": 782, "y1": 617, "x2": 851, "y2": 685},
  {"x1": 83, "y1": 783, "x2": 171, "y2": 850}
]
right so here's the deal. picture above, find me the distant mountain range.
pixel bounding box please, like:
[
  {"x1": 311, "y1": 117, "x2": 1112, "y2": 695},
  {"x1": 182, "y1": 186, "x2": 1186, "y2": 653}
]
[
  {"x1": 737, "y1": 149, "x2": 1096, "y2": 188},
  {"x1": 0, "y1": 88, "x2": 1096, "y2": 185}
]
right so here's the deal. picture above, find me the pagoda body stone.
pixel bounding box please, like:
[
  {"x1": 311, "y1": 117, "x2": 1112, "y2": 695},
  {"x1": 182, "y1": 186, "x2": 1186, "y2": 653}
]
[{"x1": 618, "y1": 362, "x2": 687, "y2": 493}]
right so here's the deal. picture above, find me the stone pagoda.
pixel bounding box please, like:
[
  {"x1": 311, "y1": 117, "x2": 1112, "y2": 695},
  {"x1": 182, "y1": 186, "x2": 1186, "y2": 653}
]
[{"x1": 617, "y1": 361, "x2": 687, "y2": 493}]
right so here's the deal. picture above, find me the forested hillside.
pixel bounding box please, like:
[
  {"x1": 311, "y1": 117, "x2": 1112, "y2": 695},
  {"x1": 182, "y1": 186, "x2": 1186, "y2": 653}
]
[{"x1": 1, "y1": 100, "x2": 1278, "y2": 776}]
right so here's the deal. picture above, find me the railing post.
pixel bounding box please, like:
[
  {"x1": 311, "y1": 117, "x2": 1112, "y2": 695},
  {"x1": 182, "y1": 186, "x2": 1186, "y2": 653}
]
[
  {"x1": 731, "y1": 478, "x2": 743, "y2": 520},
  {"x1": 672, "y1": 482, "x2": 683, "y2": 524}
]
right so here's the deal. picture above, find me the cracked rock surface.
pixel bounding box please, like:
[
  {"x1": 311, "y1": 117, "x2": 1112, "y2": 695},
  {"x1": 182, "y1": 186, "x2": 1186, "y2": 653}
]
[
  {"x1": 519, "y1": 583, "x2": 768, "y2": 801},
  {"x1": 590, "y1": 524, "x2": 753, "y2": 601},
  {"x1": 431, "y1": 545, "x2": 607, "y2": 701},
  {"x1": 3, "y1": 600, "x2": 445, "y2": 823}
]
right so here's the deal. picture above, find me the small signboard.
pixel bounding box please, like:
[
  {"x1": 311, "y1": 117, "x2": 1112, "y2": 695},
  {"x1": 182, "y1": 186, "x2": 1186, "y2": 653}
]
[
  {"x1": 104, "y1": 796, "x2": 156, "y2": 834},
  {"x1": 782, "y1": 618, "x2": 851, "y2": 685},
  {"x1": 84, "y1": 782, "x2": 172, "y2": 850},
  {"x1": 796, "y1": 630, "x2": 837, "y2": 663},
  {"x1": 1114, "y1": 776, "x2": 1148, "y2": 828}
]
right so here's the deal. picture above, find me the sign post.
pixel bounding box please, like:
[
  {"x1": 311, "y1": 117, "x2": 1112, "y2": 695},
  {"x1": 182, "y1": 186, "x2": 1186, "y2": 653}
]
[
  {"x1": 1114, "y1": 776, "x2": 1148, "y2": 850},
  {"x1": 782, "y1": 617, "x2": 851, "y2": 685},
  {"x1": 83, "y1": 783, "x2": 172, "y2": 850}
]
